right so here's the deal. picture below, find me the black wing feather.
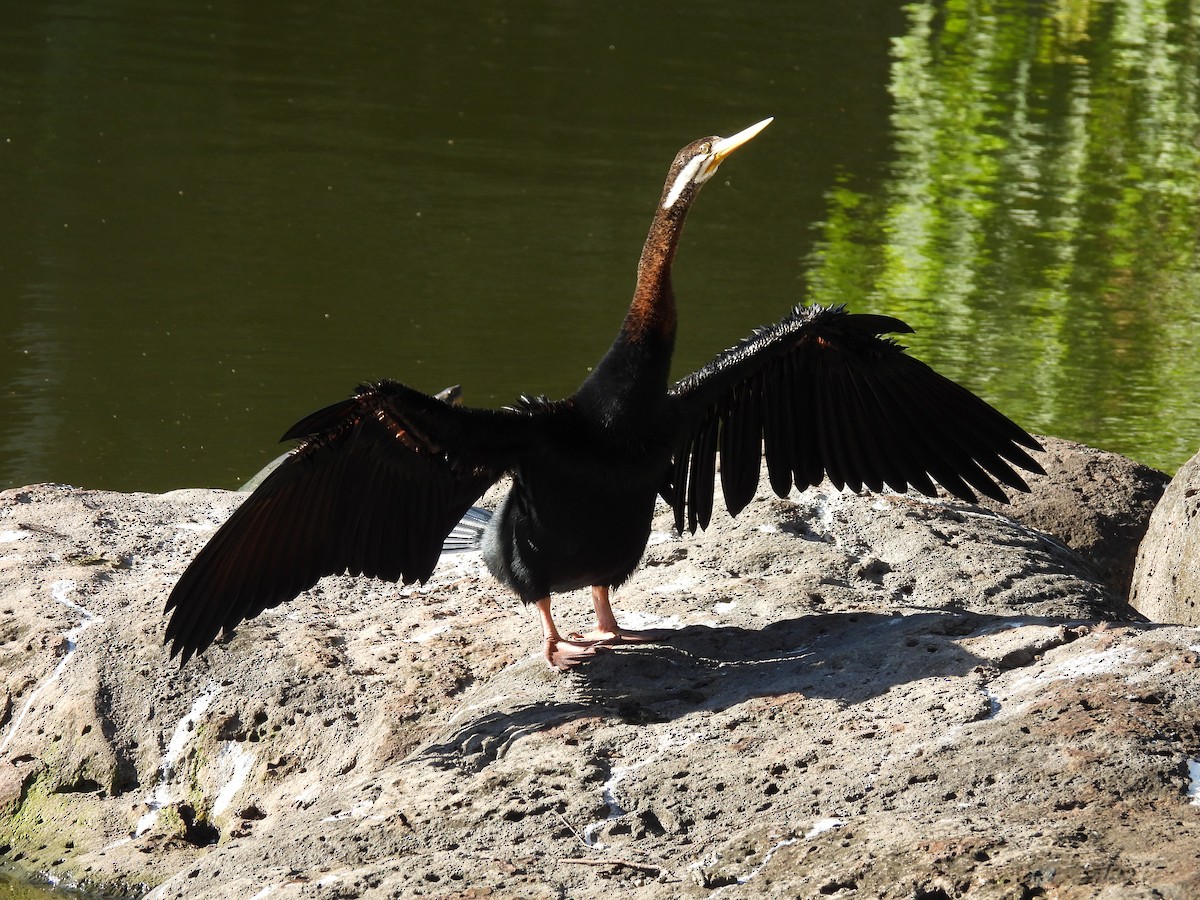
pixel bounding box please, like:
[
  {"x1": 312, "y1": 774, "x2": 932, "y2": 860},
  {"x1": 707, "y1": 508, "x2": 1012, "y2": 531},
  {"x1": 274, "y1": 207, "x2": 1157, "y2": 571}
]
[
  {"x1": 762, "y1": 368, "x2": 795, "y2": 497},
  {"x1": 687, "y1": 411, "x2": 720, "y2": 531},
  {"x1": 834, "y1": 365, "x2": 878, "y2": 492},
  {"x1": 719, "y1": 380, "x2": 763, "y2": 517},
  {"x1": 841, "y1": 365, "x2": 896, "y2": 492},
  {"x1": 818, "y1": 362, "x2": 854, "y2": 491},
  {"x1": 665, "y1": 303, "x2": 1044, "y2": 532},
  {"x1": 164, "y1": 380, "x2": 535, "y2": 663}
]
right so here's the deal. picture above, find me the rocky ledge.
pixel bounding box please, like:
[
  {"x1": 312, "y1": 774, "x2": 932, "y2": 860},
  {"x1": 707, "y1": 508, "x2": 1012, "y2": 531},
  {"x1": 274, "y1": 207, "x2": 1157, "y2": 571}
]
[{"x1": 1, "y1": 439, "x2": 1198, "y2": 899}]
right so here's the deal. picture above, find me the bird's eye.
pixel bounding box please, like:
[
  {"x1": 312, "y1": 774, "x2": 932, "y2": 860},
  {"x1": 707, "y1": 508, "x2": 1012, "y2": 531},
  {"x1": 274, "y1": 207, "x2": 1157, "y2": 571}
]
[{"x1": 698, "y1": 141, "x2": 712, "y2": 154}]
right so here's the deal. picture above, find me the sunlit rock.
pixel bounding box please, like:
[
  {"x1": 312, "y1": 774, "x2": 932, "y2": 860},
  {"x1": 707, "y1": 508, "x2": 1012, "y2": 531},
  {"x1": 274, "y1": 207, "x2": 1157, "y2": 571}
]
[
  {"x1": 0, "y1": 459, "x2": 1197, "y2": 898},
  {"x1": 1131, "y1": 447, "x2": 1200, "y2": 626}
]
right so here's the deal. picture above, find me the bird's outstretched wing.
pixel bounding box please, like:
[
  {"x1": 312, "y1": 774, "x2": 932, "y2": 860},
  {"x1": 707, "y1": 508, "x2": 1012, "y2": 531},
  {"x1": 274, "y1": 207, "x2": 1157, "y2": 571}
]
[
  {"x1": 164, "y1": 380, "x2": 534, "y2": 663},
  {"x1": 664, "y1": 304, "x2": 1045, "y2": 533}
]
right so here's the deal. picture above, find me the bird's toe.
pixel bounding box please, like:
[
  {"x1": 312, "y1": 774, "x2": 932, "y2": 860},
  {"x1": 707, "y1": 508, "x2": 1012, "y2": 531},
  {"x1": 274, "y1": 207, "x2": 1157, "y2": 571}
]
[
  {"x1": 568, "y1": 627, "x2": 675, "y2": 646},
  {"x1": 544, "y1": 638, "x2": 609, "y2": 672}
]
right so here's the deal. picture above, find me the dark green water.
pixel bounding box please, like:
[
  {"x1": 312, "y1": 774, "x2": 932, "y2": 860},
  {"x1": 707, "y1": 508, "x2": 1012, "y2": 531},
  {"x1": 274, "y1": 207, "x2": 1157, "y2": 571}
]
[{"x1": 2, "y1": 0, "x2": 1199, "y2": 501}]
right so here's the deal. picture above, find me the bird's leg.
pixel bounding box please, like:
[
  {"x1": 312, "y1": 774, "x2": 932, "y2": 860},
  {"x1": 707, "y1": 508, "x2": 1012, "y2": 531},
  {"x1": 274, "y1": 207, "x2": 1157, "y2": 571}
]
[
  {"x1": 592, "y1": 584, "x2": 622, "y2": 638},
  {"x1": 535, "y1": 597, "x2": 605, "y2": 671},
  {"x1": 566, "y1": 586, "x2": 675, "y2": 645}
]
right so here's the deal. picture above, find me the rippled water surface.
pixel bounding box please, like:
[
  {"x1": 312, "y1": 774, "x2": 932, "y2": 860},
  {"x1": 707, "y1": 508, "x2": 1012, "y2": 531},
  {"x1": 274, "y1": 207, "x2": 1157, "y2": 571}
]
[{"x1": 3, "y1": 0, "x2": 1198, "y2": 496}]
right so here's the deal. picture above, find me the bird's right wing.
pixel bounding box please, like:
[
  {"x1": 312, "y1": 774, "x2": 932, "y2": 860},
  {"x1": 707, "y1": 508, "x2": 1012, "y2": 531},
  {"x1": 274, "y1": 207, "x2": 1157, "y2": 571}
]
[
  {"x1": 164, "y1": 380, "x2": 540, "y2": 663},
  {"x1": 664, "y1": 303, "x2": 1045, "y2": 533}
]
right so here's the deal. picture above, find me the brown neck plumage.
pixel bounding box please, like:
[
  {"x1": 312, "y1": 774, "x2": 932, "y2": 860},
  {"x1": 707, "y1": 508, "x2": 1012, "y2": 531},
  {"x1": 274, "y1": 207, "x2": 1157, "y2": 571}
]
[{"x1": 620, "y1": 193, "x2": 691, "y2": 343}]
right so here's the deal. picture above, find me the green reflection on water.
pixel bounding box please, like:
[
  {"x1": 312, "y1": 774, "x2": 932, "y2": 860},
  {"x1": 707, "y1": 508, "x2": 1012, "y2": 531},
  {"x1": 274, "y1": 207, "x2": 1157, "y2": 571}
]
[{"x1": 808, "y1": 0, "x2": 1200, "y2": 473}]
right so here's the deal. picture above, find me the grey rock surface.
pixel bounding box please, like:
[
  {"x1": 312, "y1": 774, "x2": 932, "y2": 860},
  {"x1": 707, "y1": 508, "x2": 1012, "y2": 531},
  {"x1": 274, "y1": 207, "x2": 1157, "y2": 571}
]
[
  {"x1": 0, "y1": 457, "x2": 1196, "y2": 899},
  {"x1": 1130, "y1": 446, "x2": 1200, "y2": 625}
]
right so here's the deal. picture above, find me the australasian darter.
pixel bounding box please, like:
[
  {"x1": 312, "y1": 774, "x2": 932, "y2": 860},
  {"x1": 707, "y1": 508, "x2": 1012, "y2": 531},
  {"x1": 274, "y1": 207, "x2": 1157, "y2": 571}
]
[{"x1": 164, "y1": 118, "x2": 1044, "y2": 670}]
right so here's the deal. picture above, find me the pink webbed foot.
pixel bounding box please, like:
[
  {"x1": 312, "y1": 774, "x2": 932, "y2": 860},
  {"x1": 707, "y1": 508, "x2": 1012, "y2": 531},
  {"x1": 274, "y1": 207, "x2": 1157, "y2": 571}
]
[
  {"x1": 566, "y1": 628, "x2": 676, "y2": 646},
  {"x1": 578, "y1": 586, "x2": 675, "y2": 647},
  {"x1": 544, "y1": 637, "x2": 610, "y2": 672},
  {"x1": 535, "y1": 592, "x2": 671, "y2": 673}
]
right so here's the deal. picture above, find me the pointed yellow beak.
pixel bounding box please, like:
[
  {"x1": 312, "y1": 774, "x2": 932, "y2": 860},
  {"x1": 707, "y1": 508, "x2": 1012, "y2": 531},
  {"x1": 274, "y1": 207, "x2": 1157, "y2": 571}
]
[{"x1": 703, "y1": 117, "x2": 773, "y2": 177}]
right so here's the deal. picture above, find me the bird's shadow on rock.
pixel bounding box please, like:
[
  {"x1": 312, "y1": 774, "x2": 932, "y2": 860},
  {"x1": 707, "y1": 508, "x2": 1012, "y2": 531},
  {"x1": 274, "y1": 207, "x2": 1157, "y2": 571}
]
[{"x1": 417, "y1": 608, "x2": 1085, "y2": 771}]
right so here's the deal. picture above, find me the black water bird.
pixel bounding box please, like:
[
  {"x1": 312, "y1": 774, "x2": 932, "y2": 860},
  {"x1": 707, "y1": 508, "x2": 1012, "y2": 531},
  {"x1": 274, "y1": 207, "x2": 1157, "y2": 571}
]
[{"x1": 164, "y1": 118, "x2": 1044, "y2": 670}]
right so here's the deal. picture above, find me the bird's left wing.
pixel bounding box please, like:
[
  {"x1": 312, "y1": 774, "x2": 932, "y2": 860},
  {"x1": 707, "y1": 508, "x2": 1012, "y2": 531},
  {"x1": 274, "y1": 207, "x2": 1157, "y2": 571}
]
[
  {"x1": 664, "y1": 304, "x2": 1045, "y2": 533},
  {"x1": 164, "y1": 379, "x2": 538, "y2": 663}
]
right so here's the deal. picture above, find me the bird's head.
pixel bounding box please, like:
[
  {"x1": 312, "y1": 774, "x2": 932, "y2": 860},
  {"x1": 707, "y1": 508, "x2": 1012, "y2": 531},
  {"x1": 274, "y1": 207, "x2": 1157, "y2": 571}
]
[{"x1": 661, "y1": 117, "x2": 773, "y2": 211}]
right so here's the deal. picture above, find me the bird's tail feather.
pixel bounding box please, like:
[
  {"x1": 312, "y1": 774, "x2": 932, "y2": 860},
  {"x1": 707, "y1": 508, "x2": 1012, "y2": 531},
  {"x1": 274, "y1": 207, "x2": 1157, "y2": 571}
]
[{"x1": 442, "y1": 506, "x2": 492, "y2": 553}]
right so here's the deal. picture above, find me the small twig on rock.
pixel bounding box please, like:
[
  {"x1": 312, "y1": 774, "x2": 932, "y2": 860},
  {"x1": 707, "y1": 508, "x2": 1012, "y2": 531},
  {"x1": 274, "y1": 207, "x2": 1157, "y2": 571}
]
[
  {"x1": 555, "y1": 812, "x2": 589, "y2": 848},
  {"x1": 560, "y1": 857, "x2": 661, "y2": 875}
]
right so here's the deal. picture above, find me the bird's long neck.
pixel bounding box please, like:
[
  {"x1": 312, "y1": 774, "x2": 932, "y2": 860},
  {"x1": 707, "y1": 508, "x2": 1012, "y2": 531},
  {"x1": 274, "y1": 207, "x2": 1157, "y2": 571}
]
[
  {"x1": 620, "y1": 198, "x2": 689, "y2": 344},
  {"x1": 574, "y1": 194, "x2": 692, "y2": 426}
]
